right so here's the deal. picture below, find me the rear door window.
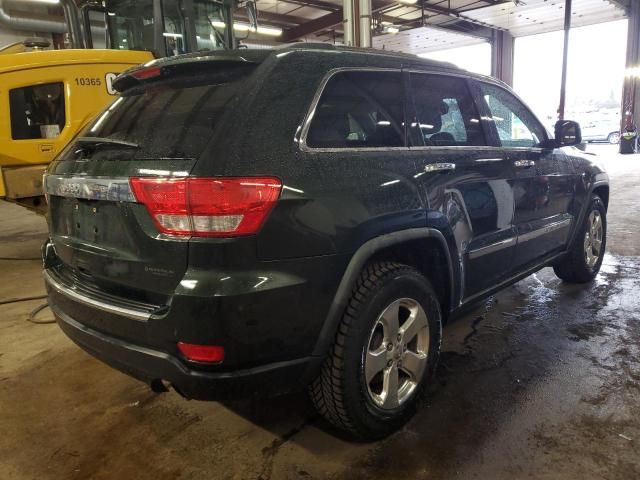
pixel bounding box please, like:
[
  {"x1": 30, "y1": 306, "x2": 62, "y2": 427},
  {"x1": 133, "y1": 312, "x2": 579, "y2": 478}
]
[
  {"x1": 306, "y1": 71, "x2": 405, "y2": 149},
  {"x1": 409, "y1": 73, "x2": 485, "y2": 147},
  {"x1": 9, "y1": 82, "x2": 66, "y2": 140}
]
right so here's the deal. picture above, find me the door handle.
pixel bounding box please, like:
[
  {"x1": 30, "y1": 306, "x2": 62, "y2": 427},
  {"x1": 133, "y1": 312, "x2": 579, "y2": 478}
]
[
  {"x1": 514, "y1": 159, "x2": 536, "y2": 168},
  {"x1": 425, "y1": 162, "x2": 456, "y2": 173}
]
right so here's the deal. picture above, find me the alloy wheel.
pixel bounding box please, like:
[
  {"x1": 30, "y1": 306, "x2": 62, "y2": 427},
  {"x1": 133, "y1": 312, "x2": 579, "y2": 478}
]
[
  {"x1": 584, "y1": 210, "x2": 603, "y2": 269},
  {"x1": 364, "y1": 298, "x2": 429, "y2": 409}
]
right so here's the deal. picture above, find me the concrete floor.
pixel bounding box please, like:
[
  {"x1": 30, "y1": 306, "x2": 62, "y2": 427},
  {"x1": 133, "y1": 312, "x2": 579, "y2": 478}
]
[{"x1": 1, "y1": 144, "x2": 639, "y2": 480}]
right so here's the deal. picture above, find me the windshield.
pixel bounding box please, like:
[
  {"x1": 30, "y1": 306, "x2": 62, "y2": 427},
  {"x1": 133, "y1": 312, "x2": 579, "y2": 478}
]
[{"x1": 106, "y1": 0, "x2": 231, "y2": 55}]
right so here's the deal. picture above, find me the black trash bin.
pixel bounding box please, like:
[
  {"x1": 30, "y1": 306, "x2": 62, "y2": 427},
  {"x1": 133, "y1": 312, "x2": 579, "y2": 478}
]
[{"x1": 620, "y1": 130, "x2": 638, "y2": 154}]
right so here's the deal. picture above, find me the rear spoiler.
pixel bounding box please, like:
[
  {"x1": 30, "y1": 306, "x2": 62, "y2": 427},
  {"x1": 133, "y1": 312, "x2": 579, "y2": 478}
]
[{"x1": 112, "y1": 54, "x2": 262, "y2": 93}]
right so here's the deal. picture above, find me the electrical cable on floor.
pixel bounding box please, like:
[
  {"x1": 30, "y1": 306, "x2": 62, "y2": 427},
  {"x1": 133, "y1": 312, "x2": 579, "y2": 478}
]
[
  {"x1": 0, "y1": 257, "x2": 41, "y2": 261},
  {"x1": 0, "y1": 295, "x2": 48, "y2": 306},
  {"x1": 26, "y1": 302, "x2": 55, "y2": 325},
  {"x1": 0, "y1": 254, "x2": 53, "y2": 323}
]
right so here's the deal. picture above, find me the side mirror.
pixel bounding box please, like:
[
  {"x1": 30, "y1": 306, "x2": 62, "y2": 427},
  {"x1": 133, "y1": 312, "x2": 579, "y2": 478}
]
[{"x1": 554, "y1": 120, "x2": 582, "y2": 147}]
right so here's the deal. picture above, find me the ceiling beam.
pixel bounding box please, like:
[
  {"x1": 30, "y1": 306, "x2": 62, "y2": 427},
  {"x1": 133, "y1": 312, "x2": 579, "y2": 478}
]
[
  {"x1": 236, "y1": 8, "x2": 310, "y2": 27},
  {"x1": 281, "y1": 9, "x2": 343, "y2": 41},
  {"x1": 373, "y1": 0, "x2": 505, "y2": 35},
  {"x1": 279, "y1": 0, "x2": 506, "y2": 42},
  {"x1": 275, "y1": 0, "x2": 340, "y2": 12}
]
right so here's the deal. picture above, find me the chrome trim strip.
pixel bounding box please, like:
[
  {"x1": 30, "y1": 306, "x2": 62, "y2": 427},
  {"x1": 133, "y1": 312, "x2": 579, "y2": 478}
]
[
  {"x1": 43, "y1": 269, "x2": 151, "y2": 322},
  {"x1": 475, "y1": 157, "x2": 503, "y2": 163},
  {"x1": 468, "y1": 237, "x2": 516, "y2": 260},
  {"x1": 44, "y1": 175, "x2": 136, "y2": 202},
  {"x1": 518, "y1": 217, "x2": 572, "y2": 244}
]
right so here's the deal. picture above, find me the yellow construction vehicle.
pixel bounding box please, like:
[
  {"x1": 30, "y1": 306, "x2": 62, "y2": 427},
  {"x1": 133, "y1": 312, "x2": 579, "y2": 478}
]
[{"x1": 0, "y1": 0, "x2": 236, "y2": 211}]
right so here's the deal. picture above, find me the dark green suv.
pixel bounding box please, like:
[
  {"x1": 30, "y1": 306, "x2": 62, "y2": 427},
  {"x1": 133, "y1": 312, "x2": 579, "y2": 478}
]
[{"x1": 43, "y1": 44, "x2": 609, "y2": 439}]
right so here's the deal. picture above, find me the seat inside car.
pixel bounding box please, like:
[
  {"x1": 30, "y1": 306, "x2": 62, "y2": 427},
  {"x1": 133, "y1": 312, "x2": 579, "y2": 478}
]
[{"x1": 415, "y1": 98, "x2": 455, "y2": 146}]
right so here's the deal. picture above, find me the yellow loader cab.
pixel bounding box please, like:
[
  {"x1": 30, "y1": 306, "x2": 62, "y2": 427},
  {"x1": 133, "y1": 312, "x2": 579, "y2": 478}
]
[
  {"x1": 0, "y1": 49, "x2": 151, "y2": 210},
  {"x1": 0, "y1": 0, "x2": 237, "y2": 211}
]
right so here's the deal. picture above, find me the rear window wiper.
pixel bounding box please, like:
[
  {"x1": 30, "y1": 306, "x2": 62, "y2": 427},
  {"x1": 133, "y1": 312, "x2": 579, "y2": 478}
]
[{"x1": 76, "y1": 137, "x2": 140, "y2": 151}]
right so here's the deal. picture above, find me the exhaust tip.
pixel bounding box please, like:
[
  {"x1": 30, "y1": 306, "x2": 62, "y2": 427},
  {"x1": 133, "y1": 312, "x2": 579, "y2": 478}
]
[{"x1": 150, "y1": 379, "x2": 170, "y2": 393}]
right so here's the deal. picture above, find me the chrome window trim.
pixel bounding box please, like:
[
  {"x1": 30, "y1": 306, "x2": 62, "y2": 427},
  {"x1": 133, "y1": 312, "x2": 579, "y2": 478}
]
[
  {"x1": 43, "y1": 269, "x2": 151, "y2": 322},
  {"x1": 44, "y1": 174, "x2": 136, "y2": 202}
]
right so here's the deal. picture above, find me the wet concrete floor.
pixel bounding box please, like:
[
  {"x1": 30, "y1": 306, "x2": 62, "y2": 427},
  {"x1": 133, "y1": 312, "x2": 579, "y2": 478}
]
[{"x1": 1, "y1": 144, "x2": 639, "y2": 479}]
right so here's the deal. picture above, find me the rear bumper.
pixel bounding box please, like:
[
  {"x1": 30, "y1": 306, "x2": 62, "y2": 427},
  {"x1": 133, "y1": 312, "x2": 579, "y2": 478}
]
[{"x1": 53, "y1": 304, "x2": 315, "y2": 400}]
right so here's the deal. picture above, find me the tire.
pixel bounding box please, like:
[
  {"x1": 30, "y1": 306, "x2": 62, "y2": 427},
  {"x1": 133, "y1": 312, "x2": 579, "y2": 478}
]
[
  {"x1": 553, "y1": 195, "x2": 607, "y2": 283},
  {"x1": 308, "y1": 261, "x2": 442, "y2": 440},
  {"x1": 607, "y1": 132, "x2": 620, "y2": 144}
]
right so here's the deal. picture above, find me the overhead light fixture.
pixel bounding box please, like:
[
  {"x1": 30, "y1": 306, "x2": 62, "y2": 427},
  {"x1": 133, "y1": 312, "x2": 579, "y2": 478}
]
[
  {"x1": 398, "y1": 0, "x2": 418, "y2": 4},
  {"x1": 255, "y1": 25, "x2": 283, "y2": 36},
  {"x1": 211, "y1": 20, "x2": 282, "y2": 37}
]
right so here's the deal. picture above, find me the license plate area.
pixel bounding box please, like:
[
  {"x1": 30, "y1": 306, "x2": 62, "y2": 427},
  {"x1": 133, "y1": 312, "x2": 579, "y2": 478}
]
[{"x1": 50, "y1": 196, "x2": 133, "y2": 250}]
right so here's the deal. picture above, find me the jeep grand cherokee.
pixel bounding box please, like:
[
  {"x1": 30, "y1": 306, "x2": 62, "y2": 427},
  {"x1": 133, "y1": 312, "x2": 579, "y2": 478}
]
[{"x1": 43, "y1": 44, "x2": 609, "y2": 440}]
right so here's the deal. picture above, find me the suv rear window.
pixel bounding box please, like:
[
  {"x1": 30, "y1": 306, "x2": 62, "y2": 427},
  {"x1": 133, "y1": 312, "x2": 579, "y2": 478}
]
[
  {"x1": 80, "y1": 67, "x2": 254, "y2": 159},
  {"x1": 306, "y1": 71, "x2": 404, "y2": 149}
]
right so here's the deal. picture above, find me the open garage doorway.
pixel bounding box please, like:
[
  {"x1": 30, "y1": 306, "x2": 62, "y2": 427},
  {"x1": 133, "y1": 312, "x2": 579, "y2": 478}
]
[
  {"x1": 419, "y1": 42, "x2": 492, "y2": 76},
  {"x1": 514, "y1": 19, "x2": 628, "y2": 149}
]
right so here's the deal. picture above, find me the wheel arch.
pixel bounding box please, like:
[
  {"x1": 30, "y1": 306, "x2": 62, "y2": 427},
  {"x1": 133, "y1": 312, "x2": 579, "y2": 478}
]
[
  {"x1": 311, "y1": 228, "x2": 455, "y2": 359},
  {"x1": 592, "y1": 184, "x2": 609, "y2": 210}
]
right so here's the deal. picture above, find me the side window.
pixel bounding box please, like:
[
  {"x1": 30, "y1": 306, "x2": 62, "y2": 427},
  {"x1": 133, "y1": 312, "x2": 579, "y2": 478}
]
[
  {"x1": 9, "y1": 82, "x2": 66, "y2": 140},
  {"x1": 409, "y1": 74, "x2": 485, "y2": 147},
  {"x1": 478, "y1": 82, "x2": 547, "y2": 148},
  {"x1": 306, "y1": 71, "x2": 404, "y2": 149},
  {"x1": 162, "y1": 0, "x2": 187, "y2": 56}
]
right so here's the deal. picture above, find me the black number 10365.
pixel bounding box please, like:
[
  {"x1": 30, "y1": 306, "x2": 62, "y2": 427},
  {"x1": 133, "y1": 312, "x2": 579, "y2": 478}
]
[{"x1": 75, "y1": 78, "x2": 102, "y2": 87}]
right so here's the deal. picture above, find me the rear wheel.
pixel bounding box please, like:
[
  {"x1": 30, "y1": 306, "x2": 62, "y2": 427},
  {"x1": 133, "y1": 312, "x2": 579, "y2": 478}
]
[
  {"x1": 308, "y1": 261, "x2": 442, "y2": 440},
  {"x1": 553, "y1": 195, "x2": 606, "y2": 283}
]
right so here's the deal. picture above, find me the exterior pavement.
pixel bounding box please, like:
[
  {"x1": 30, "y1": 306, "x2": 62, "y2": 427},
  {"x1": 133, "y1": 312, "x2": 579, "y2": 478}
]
[{"x1": 1, "y1": 144, "x2": 639, "y2": 480}]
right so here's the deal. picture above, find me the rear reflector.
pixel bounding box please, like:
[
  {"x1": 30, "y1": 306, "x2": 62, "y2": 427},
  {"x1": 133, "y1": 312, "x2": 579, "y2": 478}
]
[
  {"x1": 177, "y1": 342, "x2": 225, "y2": 363},
  {"x1": 130, "y1": 177, "x2": 282, "y2": 237}
]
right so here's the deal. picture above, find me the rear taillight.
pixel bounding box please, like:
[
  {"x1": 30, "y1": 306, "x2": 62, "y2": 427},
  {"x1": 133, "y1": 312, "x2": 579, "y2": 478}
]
[
  {"x1": 130, "y1": 177, "x2": 282, "y2": 237},
  {"x1": 177, "y1": 342, "x2": 225, "y2": 363}
]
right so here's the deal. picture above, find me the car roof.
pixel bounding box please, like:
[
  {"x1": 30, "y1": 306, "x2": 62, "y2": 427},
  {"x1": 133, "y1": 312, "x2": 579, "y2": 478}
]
[
  {"x1": 117, "y1": 42, "x2": 506, "y2": 93},
  {"x1": 133, "y1": 42, "x2": 478, "y2": 75}
]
